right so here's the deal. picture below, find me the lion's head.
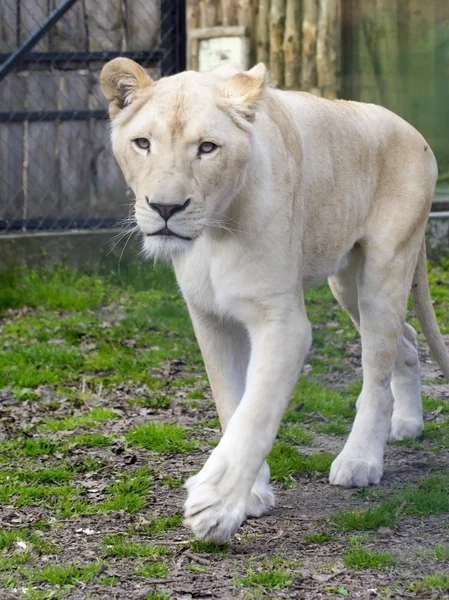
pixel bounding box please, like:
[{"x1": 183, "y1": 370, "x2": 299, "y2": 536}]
[{"x1": 100, "y1": 58, "x2": 268, "y2": 260}]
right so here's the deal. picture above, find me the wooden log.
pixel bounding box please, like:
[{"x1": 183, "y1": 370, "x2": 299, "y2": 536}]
[
  {"x1": 58, "y1": 72, "x2": 91, "y2": 219},
  {"x1": 301, "y1": 0, "x2": 319, "y2": 93},
  {"x1": 20, "y1": 0, "x2": 49, "y2": 51},
  {"x1": 50, "y1": 0, "x2": 88, "y2": 52},
  {"x1": 85, "y1": 0, "x2": 125, "y2": 52},
  {"x1": 0, "y1": 0, "x2": 17, "y2": 51},
  {"x1": 316, "y1": 0, "x2": 341, "y2": 98},
  {"x1": 187, "y1": 0, "x2": 200, "y2": 30},
  {"x1": 199, "y1": 0, "x2": 220, "y2": 27},
  {"x1": 0, "y1": 74, "x2": 26, "y2": 221},
  {"x1": 256, "y1": 0, "x2": 270, "y2": 65},
  {"x1": 283, "y1": 0, "x2": 301, "y2": 89},
  {"x1": 222, "y1": 0, "x2": 237, "y2": 25},
  {"x1": 126, "y1": 0, "x2": 160, "y2": 51},
  {"x1": 269, "y1": 0, "x2": 286, "y2": 87},
  {"x1": 237, "y1": 0, "x2": 257, "y2": 66},
  {"x1": 26, "y1": 73, "x2": 59, "y2": 220}
]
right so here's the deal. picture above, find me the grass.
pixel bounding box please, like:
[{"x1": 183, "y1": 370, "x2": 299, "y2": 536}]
[
  {"x1": 268, "y1": 443, "x2": 335, "y2": 486},
  {"x1": 0, "y1": 260, "x2": 448, "y2": 596},
  {"x1": 102, "y1": 535, "x2": 170, "y2": 558},
  {"x1": 126, "y1": 422, "x2": 196, "y2": 453},
  {"x1": 305, "y1": 532, "x2": 333, "y2": 545},
  {"x1": 135, "y1": 561, "x2": 169, "y2": 578},
  {"x1": 343, "y1": 545, "x2": 396, "y2": 570},
  {"x1": 32, "y1": 562, "x2": 101, "y2": 585},
  {"x1": 239, "y1": 558, "x2": 294, "y2": 590},
  {"x1": 42, "y1": 407, "x2": 116, "y2": 432},
  {"x1": 434, "y1": 544, "x2": 449, "y2": 560},
  {"x1": 136, "y1": 513, "x2": 184, "y2": 536},
  {"x1": 190, "y1": 540, "x2": 229, "y2": 555},
  {"x1": 410, "y1": 573, "x2": 449, "y2": 594},
  {"x1": 333, "y1": 473, "x2": 449, "y2": 531}
]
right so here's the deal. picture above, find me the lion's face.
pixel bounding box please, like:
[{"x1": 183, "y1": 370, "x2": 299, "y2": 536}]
[{"x1": 101, "y1": 59, "x2": 267, "y2": 260}]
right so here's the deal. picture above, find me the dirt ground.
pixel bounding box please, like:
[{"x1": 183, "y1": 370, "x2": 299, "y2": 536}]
[{"x1": 1, "y1": 268, "x2": 449, "y2": 600}]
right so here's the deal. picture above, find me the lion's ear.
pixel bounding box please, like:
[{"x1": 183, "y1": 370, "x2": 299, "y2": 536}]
[
  {"x1": 224, "y1": 63, "x2": 268, "y2": 124},
  {"x1": 100, "y1": 58, "x2": 153, "y2": 119}
]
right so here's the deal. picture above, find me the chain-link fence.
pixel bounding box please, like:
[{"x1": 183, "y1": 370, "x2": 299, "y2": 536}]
[{"x1": 0, "y1": 0, "x2": 185, "y2": 233}]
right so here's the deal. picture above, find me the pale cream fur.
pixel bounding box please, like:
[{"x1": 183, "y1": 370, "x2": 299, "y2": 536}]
[{"x1": 101, "y1": 59, "x2": 449, "y2": 543}]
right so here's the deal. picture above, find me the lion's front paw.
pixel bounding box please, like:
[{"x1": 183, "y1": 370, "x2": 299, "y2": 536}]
[
  {"x1": 246, "y1": 461, "x2": 275, "y2": 518},
  {"x1": 389, "y1": 415, "x2": 423, "y2": 441},
  {"x1": 329, "y1": 453, "x2": 383, "y2": 488},
  {"x1": 183, "y1": 454, "x2": 248, "y2": 543}
]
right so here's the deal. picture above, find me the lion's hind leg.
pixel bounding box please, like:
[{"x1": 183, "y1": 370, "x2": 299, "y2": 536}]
[{"x1": 328, "y1": 239, "x2": 423, "y2": 487}]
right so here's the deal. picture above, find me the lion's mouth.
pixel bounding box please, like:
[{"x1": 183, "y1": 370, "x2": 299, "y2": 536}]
[{"x1": 147, "y1": 226, "x2": 192, "y2": 241}]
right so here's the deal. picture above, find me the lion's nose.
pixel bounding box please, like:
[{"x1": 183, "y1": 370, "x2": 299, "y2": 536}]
[{"x1": 147, "y1": 198, "x2": 191, "y2": 221}]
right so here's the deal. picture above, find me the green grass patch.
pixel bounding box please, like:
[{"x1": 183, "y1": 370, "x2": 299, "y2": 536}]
[
  {"x1": 135, "y1": 561, "x2": 169, "y2": 578},
  {"x1": 410, "y1": 573, "x2": 449, "y2": 594},
  {"x1": 102, "y1": 535, "x2": 170, "y2": 558},
  {"x1": 434, "y1": 544, "x2": 449, "y2": 560},
  {"x1": 334, "y1": 473, "x2": 449, "y2": 531},
  {"x1": 268, "y1": 443, "x2": 334, "y2": 486},
  {"x1": 136, "y1": 513, "x2": 183, "y2": 536},
  {"x1": 239, "y1": 558, "x2": 294, "y2": 590},
  {"x1": 305, "y1": 532, "x2": 333, "y2": 545},
  {"x1": 32, "y1": 562, "x2": 101, "y2": 586},
  {"x1": 190, "y1": 540, "x2": 229, "y2": 555},
  {"x1": 343, "y1": 545, "x2": 396, "y2": 570},
  {"x1": 126, "y1": 422, "x2": 196, "y2": 453},
  {"x1": 278, "y1": 423, "x2": 314, "y2": 445},
  {"x1": 70, "y1": 433, "x2": 112, "y2": 447},
  {"x1": 42, "y1": 407, "x2": 116, "y2": 432},
  {"x1": 0, "y1": 266, "x2": 118, "y2": 313}
]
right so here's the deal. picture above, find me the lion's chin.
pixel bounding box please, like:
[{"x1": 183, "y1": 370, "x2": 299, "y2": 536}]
[{"x1": 141, "y1": 235, "x2": 195, "y2": 262}]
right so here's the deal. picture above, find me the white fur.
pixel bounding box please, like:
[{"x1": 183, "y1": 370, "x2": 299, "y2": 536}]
[{"x1": 101, "y1": 60, "x2": 448, "y2": 543}]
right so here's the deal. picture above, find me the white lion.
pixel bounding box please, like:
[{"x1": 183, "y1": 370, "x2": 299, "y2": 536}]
[{"x1": 101, "y1": 59, "x2": 449, "y2": 543}]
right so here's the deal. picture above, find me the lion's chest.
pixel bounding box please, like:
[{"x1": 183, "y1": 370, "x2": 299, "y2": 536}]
[{"x1": 174, "y1": 241, "x2": 262, "y2": 323}]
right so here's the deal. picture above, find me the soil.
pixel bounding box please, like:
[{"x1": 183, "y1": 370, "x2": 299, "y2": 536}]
[{"x1": 1, "y1": 338, "x2": 449, "y2": 600}]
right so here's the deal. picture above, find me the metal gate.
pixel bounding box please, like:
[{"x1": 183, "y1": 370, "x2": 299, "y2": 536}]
[{"x1": 0, "y1": 0, "x2": 186, "y2": 233}]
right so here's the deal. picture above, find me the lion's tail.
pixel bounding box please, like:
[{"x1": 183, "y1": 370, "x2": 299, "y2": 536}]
[{"x1": 411, "y1": 240, "x2": 449, "y2": 379}]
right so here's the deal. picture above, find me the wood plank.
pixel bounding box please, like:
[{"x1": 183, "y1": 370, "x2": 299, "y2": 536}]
[
  {"x1": 20, "y1": 0, "x2": 49, "y2": 51},
  {"x1": 0, "y1": 74, "x2": 26, "y2": 221},
  {"x1": 50, "y1": 0, "x2": 87, "y2": 52},
  {"x1": 187, "y1": 0, "x2": 200, "y2": 30},
  {"x1": 0, "y1": 0, "x2": 18, "y2": 51},
  {"x1": 269, "y1": 0, "x2": 286, "y2": 87},
  {"x1": 26, "y1": 73, "x2": 59, "y2": 221},
  {"x1": 58, "y1": 71, "x2": 92, "y2": 220},
  {"x1": 89, "y1": 78, "x2": 127, "y2": 220},
  {"x1": 85, "y1": 0, "x2": 125, "y2": 51},
  {"x1": 283, "y1": 0, "x2": 301, "y2": 89},
  {"x1": 199, "y1": 0, "x2": 220, "y2": 28},
  {"x1": 126, "y1": 0, "x2": 159, "y2": 51},
  {"x1": 221, "y1": 0, "x2": 237, "y2": 26}
]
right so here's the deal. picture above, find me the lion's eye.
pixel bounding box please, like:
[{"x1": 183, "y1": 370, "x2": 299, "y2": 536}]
[
  {"x1": 134, "y1": 138, "x2": 150, "y2": 151},
  {"x1": 199, "y1": 141, "x2": 217, "y2": 155}
]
